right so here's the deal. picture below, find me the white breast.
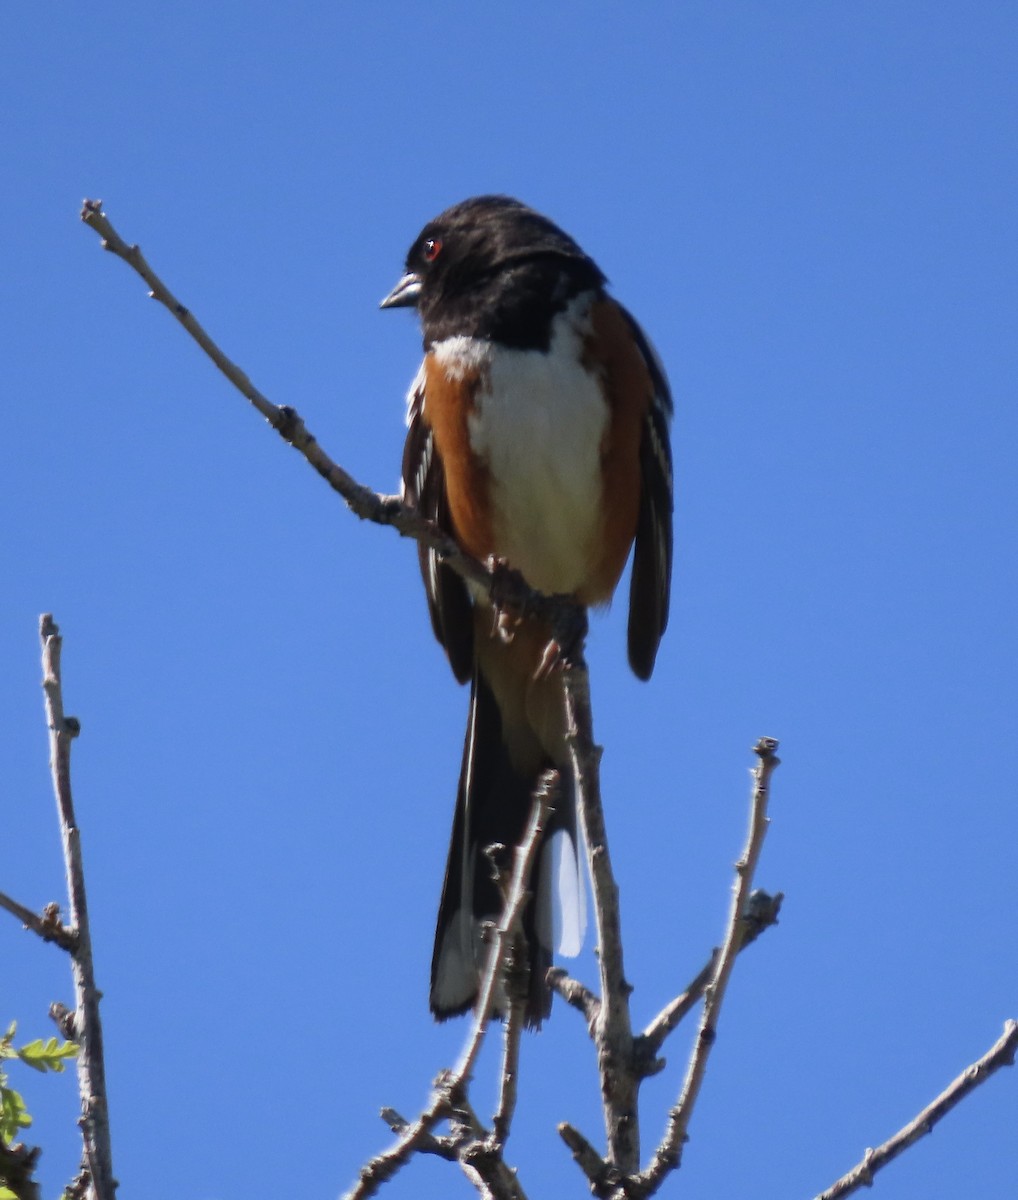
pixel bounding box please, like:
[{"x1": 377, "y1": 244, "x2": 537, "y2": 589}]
[{"x1": 432, "y1": 294, "x2": 609, "y2": 596}]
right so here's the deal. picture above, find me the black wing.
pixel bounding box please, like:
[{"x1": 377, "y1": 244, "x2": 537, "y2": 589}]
[
  {"x1": 622, "y1": 312, "x2": 674, "y2": 681},
  {"x1": 401, "y1": 370, "x2": 474, "y2": 684}
]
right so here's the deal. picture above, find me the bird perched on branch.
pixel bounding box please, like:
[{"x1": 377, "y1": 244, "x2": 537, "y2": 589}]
[{"x1": 381, "y1": 196, "x2": 673, "y2": 1025}]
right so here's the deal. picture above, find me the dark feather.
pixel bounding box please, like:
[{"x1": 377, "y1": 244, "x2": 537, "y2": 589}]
[
  {"x1": 401, "y1": 379, "x2": 474, "y2": 683},
  {"x1": 623, "y1": 310, "x2": 674, "y2": 680},
  {"x1": 431, "y1": 667, "x2": 561, "y2": 1027}
]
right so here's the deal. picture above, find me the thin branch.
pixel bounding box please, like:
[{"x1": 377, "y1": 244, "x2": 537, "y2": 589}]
[
  {"x1": 449, "y1": 780, "x2": 552, "y2": 1095},
  {"x1": 490, "y1": 986, "x2": 526, "y2": 1148},
  {"x1": 558, "y1": 1122, "x2": 618, "y2": 1197},
  {"x1": 377, "y1": 1109, "x2": 457, "y2": 1161},
  {"x1": 343, "y1": 784, "x2": 551, "y2": 1200},
  {"x1": 560, "y1": 657, "x2": 640, "y2": 1176},
  {"x1": 633, "y1": 737, "x2": 780, "y2": 1198},
  {"x1": 480, "y1": 846, "x2": 528, "y2": 1149},
  {"x1": 351, "y1": 1113, "x2": 445, "y2": 1197},
  {"x1": 77, "y1": 202, "x2": 465, "y2": 560},
  {"x1": 39, "y1": 614, "x2": 117, "y2": 1200},
  {"x1": 814, "y1": 1018, "x2": 1018, "y2": 1200},
  {"x1": 550, "y1": 892, "x2": 781, "y2": 1077},
  {"x1": 74, "y1": 204, "x2": 478, "y2": 571},
  {"x1": 546, "y1": 968, "x2": 600, "y2": 1030},
  {"x1": 0, "y1": 892, "x2": 77, "y2": 952},
  {"x1": 640, "y1": 889, "x2": 783, "y2": 1058}
]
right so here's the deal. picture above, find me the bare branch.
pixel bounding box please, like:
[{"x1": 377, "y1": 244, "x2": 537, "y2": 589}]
[
  {"x1": 634, "y1": 737, "x2": 779, "y2": 1197},
  {"x1": 479, "y1": 844, "x2": 530, "y2": 1150},
  {"x1": 640, "y1": 890, "x2": 783, "y2": 1058},
  {"x1": 814, "y1": 1018, "x2": 1018, "y2": 1200},
  {"x1": 559, "y1": 657, "x2": 641, "y2": 1176},
  {"x1": 39, "y1": 614, "x2": 117, "y2": 1200},
  {"x1": 352, "y1": 1110, "x2": 451, "y2": 1197},
  {"x1": 546, "y1": 968, "x2": 600, "y2": 1029},
  {"x1": 449, "y1": 778, "x2": 554, "y2": 1096},
  {"x1": 77, "y1": 203, "x2": 472, "y2": 565},
  {"x1": 490, "y1": 986, "x2": 526, "y2": 1148},
  {"x1": 377, "y1": 1109, "x2": 457, "y2": 1161},
  {"x1": 343, "y1": 783, "x2": 552, "y2": 1200},
  {"x1": 0, "y1": 893, "x2": 77, "y2": 952},
  {"x1": 558, "y1": 1122, "x2": 618, "y2": 1197}
]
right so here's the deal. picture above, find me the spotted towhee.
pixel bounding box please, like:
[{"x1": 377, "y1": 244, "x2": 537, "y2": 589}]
[{"x1": 381, "y1": 196, "x2": 673, "y2": 1026}]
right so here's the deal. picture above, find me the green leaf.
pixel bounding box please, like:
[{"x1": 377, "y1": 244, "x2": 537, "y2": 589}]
[
  {"x1": 0, "y1": 1085, "x2": 32, "y2": 1144},
  {"x1": 16, "y1": 1038, "x2": 78, "y2": 1074},
  {"x1": 0, "y1": 1187, "x2": 19, "y2": 1200}
]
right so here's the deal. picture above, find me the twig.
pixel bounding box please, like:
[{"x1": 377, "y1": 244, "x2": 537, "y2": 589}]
[
  {"x1": 343, "y1": 785, "x2": 551, "y2": 1200},
  {"x1": 551, "y1": 889, "x2": 781, "y2": 1074},
  {"x1": 78, "y1": 205, "x2": 402, "y2": 523},
  {"x1": 0, "y1": 893, "x2": 77, "y2": 952},
  {"x1": 546, "y1": 968, "x2": 600, "y2": 1030},
  {"x1": 633, "y1": 737, "x2": 779, "y2": 1198},
  {"x1": 39, "y1": 615, "x2": 117, "y2": 1200},
  {"x1": 77, "y1": 203, "x2": 464, "y2": 564},
  {"x1": 558, "y1": 1122, "x2": 618, "y2": 1196},
  {"x1": 450, "y1": 780, "x2": 552, "y2": 1094},
  {"x1": 559, "y1": 656, "x2": 640, "y2": 1176},
  {"x1": 814, "y1": 1018, "x2": 1018, "y2": 1200},
  {"x1": 491, "y1": 987, "x2": 525, "y2": 1148},
  {"x1": 351, "y1": 1113, "x2": 442, "y2": 1197},
  {"x1": 640, "y1": 889, "x2": 783, "y2": 1058},
  {"x1": 488, "y1": 779, "x2": 563, "y2": 1150},
  {"x1": 378, "y1": 1109, "x2": 457, "y2": 1161}
]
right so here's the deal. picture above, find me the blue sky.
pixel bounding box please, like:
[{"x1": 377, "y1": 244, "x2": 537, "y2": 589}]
[{"x1": 3, "y1": 4, "x2": 1016, "y2": 1198}]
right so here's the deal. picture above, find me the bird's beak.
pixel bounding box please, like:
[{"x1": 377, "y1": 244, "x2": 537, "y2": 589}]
[{"x1": 379, "y1": 271, "x2": 422, "y2": 310}]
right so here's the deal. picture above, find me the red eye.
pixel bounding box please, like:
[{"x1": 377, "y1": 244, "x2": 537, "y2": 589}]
[{"x1": 423, "y1": 238, "x2": 442, "y2": 262}]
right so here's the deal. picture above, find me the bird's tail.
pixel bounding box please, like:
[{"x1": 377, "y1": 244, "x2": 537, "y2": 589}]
[{"x1": 430, "y1": 635, "x2": 585, "y2": 1027}]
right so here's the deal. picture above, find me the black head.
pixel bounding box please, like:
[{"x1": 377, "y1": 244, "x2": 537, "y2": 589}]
[{"x1": 380, "y1": 196, "x2": 606, "y2": 350}]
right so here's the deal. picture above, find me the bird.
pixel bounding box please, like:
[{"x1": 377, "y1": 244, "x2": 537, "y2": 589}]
[{"x1": 381, "y1": 195, "x2": 673, "y2": 1026}]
